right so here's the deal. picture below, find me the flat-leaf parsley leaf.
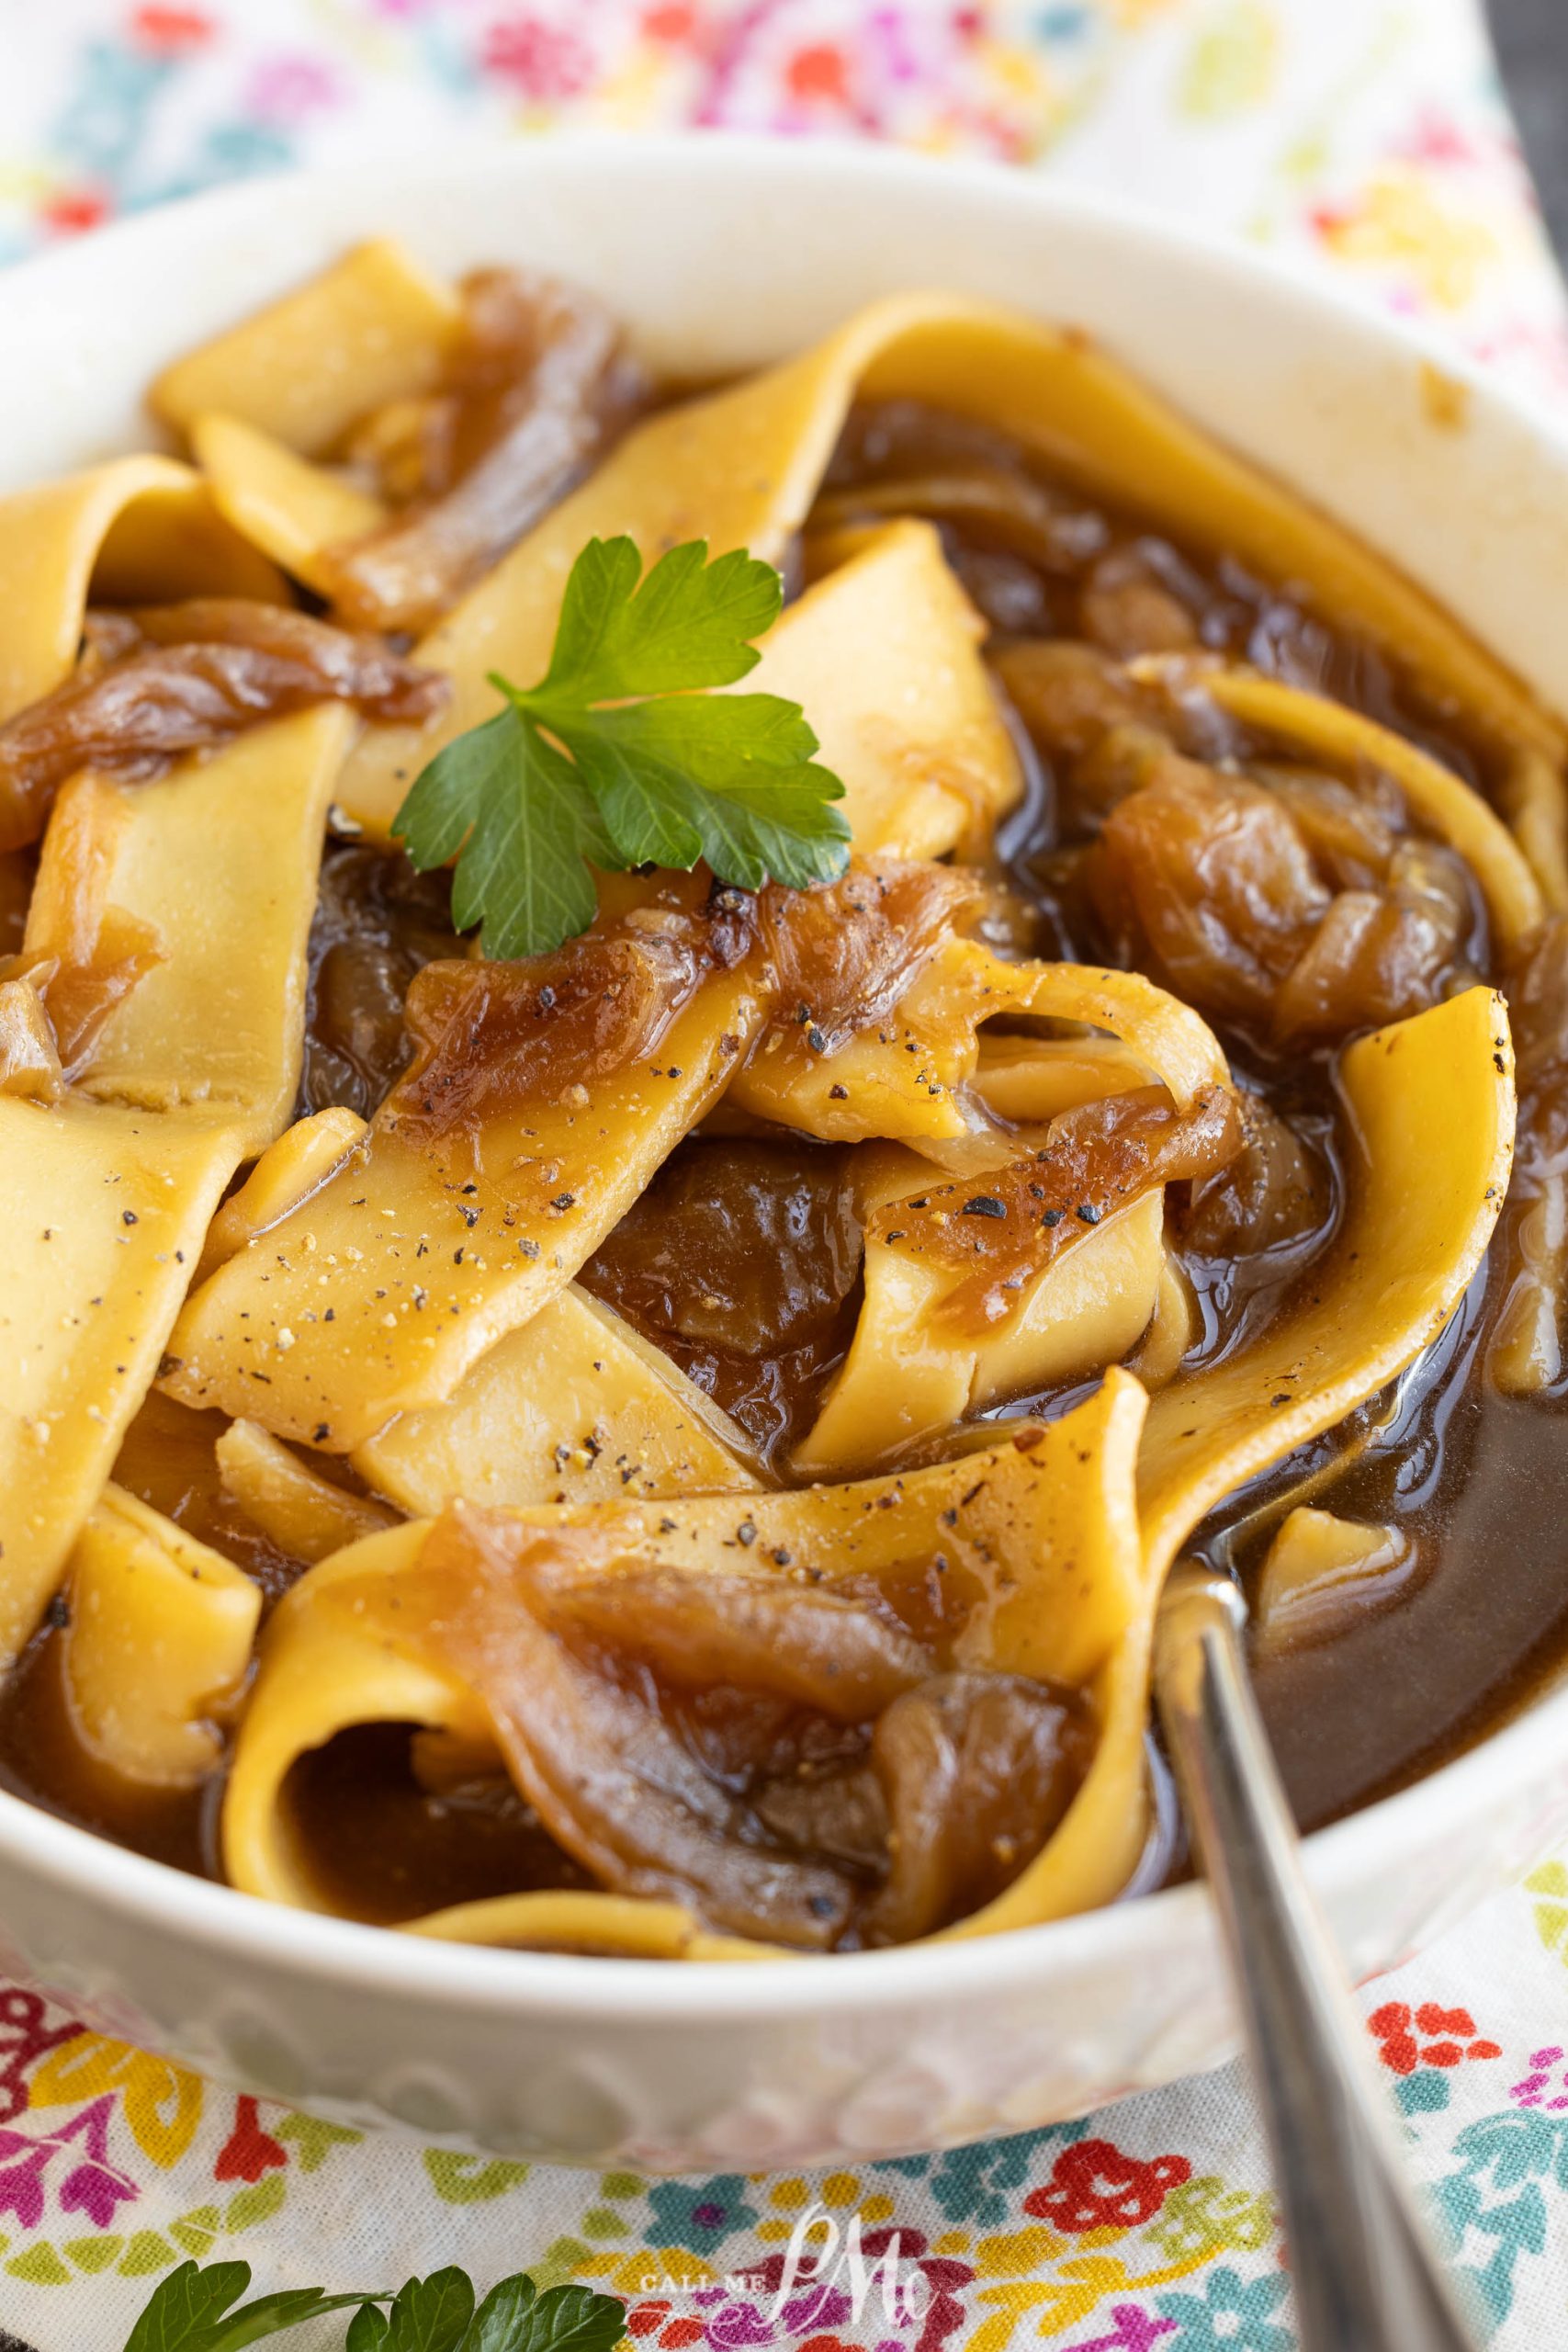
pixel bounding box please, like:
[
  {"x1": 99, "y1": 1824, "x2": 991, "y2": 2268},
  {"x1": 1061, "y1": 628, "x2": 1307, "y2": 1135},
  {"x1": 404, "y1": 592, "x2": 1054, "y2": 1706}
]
[
  {"x1": 392, "y1": 536, "x2": 849, "y2": 956},
  {"x1": 120, "y1": 2258, "x2": 626, "y2": 2352}
]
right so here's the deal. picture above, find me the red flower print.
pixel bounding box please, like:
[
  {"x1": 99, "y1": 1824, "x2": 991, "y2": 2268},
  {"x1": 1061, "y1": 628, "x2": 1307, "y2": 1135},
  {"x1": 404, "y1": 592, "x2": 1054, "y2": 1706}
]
[
  {"x1": 1024, "y1": 2138, "x2": 1191, "y2": 2233},
  {"x1": 0, "y1": 1992, "x2": 82, "y2": 2125},
  {"x1": 786, "y1": 44, "x2": 849, "y2": 104},
  {"x1": 855, "y1": 2225, "x2": 973, "y2": 2352},
  {"x1": 1368, "y1": 2002, "x2": 1500, "y2": 2076},
  {"x1": 627, "y1": 2308, "x2": 670, "y2": 2340},
  {"x1": 660, "y1": 2325, "x2": 703, "y2": 2348},
  {"x1": 482, "y1": 13, "x2": 595, "y2": 101},
  {"x1": 130, "y1": 5, "x2": 214, "y2": 50},
  {"x1": 214, "y1": 2094, "x2": 288, "y2": 2183},
  {"x1": 642, "y1": 3, "x2": 696, "y2": 39},
  {"x1": 40, "y1": 188, "x2": 109, "y2": 236}
]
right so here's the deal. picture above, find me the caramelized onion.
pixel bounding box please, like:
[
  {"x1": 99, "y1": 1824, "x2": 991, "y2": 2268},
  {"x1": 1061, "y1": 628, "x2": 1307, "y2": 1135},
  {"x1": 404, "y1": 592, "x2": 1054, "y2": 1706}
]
[
  {"x1": 992, "y1": 639, "x2": 1153, "y2": 765},
  {"x1": 1181, "y1": 1092, "x2": 1330, "y2": 1257},
  {"x1": 0, "y1": 907, "x2": 165, "y2": 1085},
  {"x1": 0, "y1": 974, "x2": 62, "y2": 1100},
  {"x1": 417, "y1": 1507, "x2": 896, "y2": 1947},
  {"x1": 1270, "y1": 840, "x2": 1473, "y2": 1045},
  {"x1": 814, "y1": 464, "x2": 1109, "y2": 579},
  {"x1": 586, "y1": 1137, "x2": 861, "y2": 1359},
  {"x1": 388, "y1": 922, "x2": 709, "y2": 1147},
  {"x1": 755, "y1": 859, "x2": 980, "y2": 1055},
  {"x1": 581, "y1": 1135, "x2": 863, "y2": 1463},
  {"x1": 323, "y1": 270, "x2": 641, "y2": 632},
  {"x1": 521, "y1": 1557, "x2": 931, "y2": 1722},
  {"x1": 301, "y1": 844, "x2": 461, "y2": 1119},
  {"x1": 1087, "y1": 750, "x2": 1475, "y2": 1045},
  {"x1": 864, "y1": 1672, "x2": 1092, "y2": 1945},
  {"x1": 1089, "y1": 755, "x2": 1329, "y2": 1023},
  {"x1": 0, "y1": 600, "x2": 447, "y2": 850},
  {"x1": 868, "y1": 1082, "x2": 1243, "y2": 1331},
  {"x1": 1078, "y1": 548, "x2": 1201, "y2": 660}
]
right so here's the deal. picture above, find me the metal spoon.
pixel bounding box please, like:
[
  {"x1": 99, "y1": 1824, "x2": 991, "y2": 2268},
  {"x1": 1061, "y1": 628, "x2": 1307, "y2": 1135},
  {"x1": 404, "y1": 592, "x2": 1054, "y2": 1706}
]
[{"x1": 1152, "y1": 1560, "x2": 1483, "y2": 2352}]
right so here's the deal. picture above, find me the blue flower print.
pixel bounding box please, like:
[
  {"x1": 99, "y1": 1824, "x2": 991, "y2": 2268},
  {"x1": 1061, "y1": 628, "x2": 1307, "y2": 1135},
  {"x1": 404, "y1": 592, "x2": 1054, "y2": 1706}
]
[
  {"x1": 646, "y1": 2171, "x2": 759, "y2": 2255},
  {"x1": 1156, "y1": 2264, "x2": 1294, "y2": 2352},
  {"x1": 874, "y1": 2119, "x2": 1089, "y2": 2226}
]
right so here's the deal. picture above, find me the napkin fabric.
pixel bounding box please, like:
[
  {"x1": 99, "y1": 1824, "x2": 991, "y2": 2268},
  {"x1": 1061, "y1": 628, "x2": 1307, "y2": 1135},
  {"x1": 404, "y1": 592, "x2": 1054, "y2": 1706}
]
[{"x1": 0, "y1": 5, "x2": 1566, "y2": 2347}]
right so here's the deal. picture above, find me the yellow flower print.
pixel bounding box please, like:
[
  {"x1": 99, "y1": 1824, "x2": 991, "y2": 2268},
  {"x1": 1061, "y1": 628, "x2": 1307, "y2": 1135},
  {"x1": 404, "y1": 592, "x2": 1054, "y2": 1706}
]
[
  {"x1": 1316, "y1": 166, "x2": 1497, "y2": 310},
  {"x1": 1180, "y1": 2, "x2": 1279, "y2": 119},
  {"x1": 28, "y1": 2035, "x2": 202, "y2": 2170},
  {"x1": 1527, "y1": 1859, "x2": 1568, "y2": 1961}
]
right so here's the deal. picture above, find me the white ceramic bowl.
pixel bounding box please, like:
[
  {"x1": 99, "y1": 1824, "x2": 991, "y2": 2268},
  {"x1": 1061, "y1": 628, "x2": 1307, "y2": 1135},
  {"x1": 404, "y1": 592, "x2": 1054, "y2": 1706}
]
[{"x1": 5, "y1": 136, "x2": 1568, "y2": 2174}]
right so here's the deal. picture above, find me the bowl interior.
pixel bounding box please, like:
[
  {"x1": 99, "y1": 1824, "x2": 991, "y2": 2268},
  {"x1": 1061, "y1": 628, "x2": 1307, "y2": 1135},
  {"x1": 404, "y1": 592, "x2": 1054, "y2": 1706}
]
[{"x1": 2, "y1": 134, "x2": 1566, "y2": 2030}]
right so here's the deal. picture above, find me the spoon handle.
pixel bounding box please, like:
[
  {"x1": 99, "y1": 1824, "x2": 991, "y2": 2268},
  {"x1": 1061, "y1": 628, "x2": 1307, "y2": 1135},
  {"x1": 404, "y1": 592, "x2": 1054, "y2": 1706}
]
[{"x1": 1152, "y1": 1561, "x2": 1482, "y2": 2352}]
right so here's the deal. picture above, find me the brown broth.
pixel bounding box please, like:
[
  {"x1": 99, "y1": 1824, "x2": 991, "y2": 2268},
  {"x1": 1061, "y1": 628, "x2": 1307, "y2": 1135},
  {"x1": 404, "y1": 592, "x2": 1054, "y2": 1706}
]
[
  {"x1": 827, "y1": 397, "x2": 1568, "y2": 1839},
  {"x1": 281, "y1": 1725, "x2": 593, "y2": 1927},
  {"x1": 3, "y1": 385, "x2": 1565, "y2": 1929}
]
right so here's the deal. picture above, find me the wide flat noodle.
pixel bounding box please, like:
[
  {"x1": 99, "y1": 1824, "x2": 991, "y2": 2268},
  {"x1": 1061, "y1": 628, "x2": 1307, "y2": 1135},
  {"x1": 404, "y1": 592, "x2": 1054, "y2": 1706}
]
[
  {"x1": 743, "y1": 522, "x2": 1020, "y2": 860},
  {"x1": 796, "y1": 1039, "x2": 1177, "y2": 1476},
  {"x1": 731, "y1": 942, "x2": 1229, "y2": 1147},
  {"x1": 0, "y1": 1098, "x2": 243, "y2": 1658},
  {"x1": 214, "y1": 1420, "x2": 400, "y2": 1564},
  {"x1": 401, "y1": 1894, "x2": 764, "y2": 1962},
  {"x1": 798, "y1": 1170, "x2": 1161, "y2": 1478},
  {"x1": 221, "y1": 1519, "x2": 489, "y2": 1909},
  {"x1": 62, "y1": 1483, "x2": 260, "y2": 1787},
  {"x1": 333, "y1": 287, "x2": 1562, "y2": 836},
  {"x1": 224, "y1": 1374, "x2": 1155, "y2": 1954},
  {"x1": 152, "y1": 239, "x2": 461, "y2": 456},
  {"x1": 1139, "y1": 985, "x2": 1515, "y2": 1576},
  {"x1": 354, "y1": 1283, "x2": 761, "y2": 1515},
  {"x1": 26, "y1": 708, "x2": 354, "y2": 1152},
  {"x1": 163, "y1": 899, "x2": 766, "y2": 1447},
  {"x1": 0, "y1": 455, "x2": 283, "y2": 722},
  {"x1": 190, "y1": 413, "x2": 389, "y2": 599}
]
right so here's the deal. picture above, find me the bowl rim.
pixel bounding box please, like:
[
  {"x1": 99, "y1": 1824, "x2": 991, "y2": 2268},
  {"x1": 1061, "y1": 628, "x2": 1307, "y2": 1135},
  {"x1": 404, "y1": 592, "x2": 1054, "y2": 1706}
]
[{"x1": 6, "y1": 126, "x2": 1566, "y2": 2024}]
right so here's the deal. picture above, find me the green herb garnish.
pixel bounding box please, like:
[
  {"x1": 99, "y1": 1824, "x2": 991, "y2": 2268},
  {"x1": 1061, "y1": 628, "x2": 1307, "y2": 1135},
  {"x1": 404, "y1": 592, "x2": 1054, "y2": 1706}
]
[
  {"x1": 392, "y1": 536, "x2": 851, "y2": 958},
  {"x1": 121, "y1": 2256, "x2": 626, "y2": 2352}
]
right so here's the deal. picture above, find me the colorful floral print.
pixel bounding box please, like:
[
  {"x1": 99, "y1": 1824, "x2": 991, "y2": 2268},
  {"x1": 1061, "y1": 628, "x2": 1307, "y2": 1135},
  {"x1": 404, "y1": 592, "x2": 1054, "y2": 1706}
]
[{"x1": 0, "y1": 5, "x2": 1567, "y2": 2346}]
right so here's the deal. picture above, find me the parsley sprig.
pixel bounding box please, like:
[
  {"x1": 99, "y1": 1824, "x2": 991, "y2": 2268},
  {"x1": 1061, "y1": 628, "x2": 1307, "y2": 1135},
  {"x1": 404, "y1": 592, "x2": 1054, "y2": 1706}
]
[
  {"x1": 392, "y1": 537, "x2": 851, "y2": 958},
  {"x1": 121, "y1": 2256, "x2": 626, "y2": 2352}
]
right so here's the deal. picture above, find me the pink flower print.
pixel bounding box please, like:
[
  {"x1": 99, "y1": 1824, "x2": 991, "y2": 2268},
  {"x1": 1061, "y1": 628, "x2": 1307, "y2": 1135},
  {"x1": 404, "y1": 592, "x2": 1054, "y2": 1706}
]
[
  {"x1": 1073, "y1": 2309, "x2": 1179, "y2": 2352},
  {"x1": 54, "y1": 2095, "x2": 139, "y2": 2229},
  {"x1": 783, "y1": 2284, "x2": 854, "y2": 2334},
  {"x1": 1395, "y1": 106, "x2": 1483, "y2": 172},
  {"x1": 245, "y1": 55, "x2": 343, "y2": 123},
  {"x1": 482, "y1": 13, "x2": 596, "y2": 101},
  {"x1": 0, "y1": 2129, "x2": 51, "y2": 2231},
  {"x1": 1510, "y1": 2046, "x2": 1568, "y2": 2109}
]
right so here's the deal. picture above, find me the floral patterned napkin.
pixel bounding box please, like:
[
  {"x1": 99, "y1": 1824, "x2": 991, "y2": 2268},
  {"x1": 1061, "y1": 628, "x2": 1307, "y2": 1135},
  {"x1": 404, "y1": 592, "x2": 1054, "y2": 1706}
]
[{"x1": 1, "y1": 6, "x2": 1567, "y2": 2349}]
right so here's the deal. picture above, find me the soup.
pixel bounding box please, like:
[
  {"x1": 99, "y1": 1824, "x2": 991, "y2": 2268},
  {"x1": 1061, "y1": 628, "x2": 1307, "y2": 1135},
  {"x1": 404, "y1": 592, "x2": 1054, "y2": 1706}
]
[{"x1": 0, "y1": 241, "x2": 1559, "y2": 1955}]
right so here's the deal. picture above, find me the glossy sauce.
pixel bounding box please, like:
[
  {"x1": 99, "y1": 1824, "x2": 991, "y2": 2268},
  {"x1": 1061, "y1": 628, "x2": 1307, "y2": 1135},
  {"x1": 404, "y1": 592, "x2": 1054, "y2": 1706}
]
[
  {"x1": 825, "y1": 401, "x2": 1568, "y2": 1836},
  {"x1": 3, "y1": 387, "x2": 1565, "y2": 1929}
]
